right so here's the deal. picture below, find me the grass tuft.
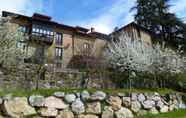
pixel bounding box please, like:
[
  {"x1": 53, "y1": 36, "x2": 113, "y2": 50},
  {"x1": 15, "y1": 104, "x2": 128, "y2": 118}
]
[{"x1": 136, "y1": 109, "x2": 186, "y2": 118}]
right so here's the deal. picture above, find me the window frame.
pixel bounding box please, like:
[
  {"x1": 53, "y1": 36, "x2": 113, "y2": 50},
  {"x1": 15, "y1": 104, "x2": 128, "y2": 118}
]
[
  {"x1": 55, "y1": 47, "x2": 63, "y2": 60},
  {"x1": 55, "y1": 33, "x2": 63, "y2": 45},
  {"x1": 31, "y1": 24, "x2": 54, "y2": 41}
]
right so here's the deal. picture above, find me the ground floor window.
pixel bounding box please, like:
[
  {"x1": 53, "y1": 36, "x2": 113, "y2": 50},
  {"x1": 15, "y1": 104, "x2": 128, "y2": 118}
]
[{"x1": 55, "y1": 47, "x2": 63, "y2": 60}]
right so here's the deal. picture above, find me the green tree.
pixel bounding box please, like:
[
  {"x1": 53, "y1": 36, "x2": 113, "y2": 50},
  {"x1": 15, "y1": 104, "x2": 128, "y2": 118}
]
[{"x1": 132, "y1": 0, "x2": 186, "y2": 48}]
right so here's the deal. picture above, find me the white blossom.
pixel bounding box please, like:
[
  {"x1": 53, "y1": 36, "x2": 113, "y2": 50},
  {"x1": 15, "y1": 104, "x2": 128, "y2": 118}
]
[
  {"x1": 107, "y1": 33, "x2": 186, "y2": 75},
  {"x1": 0, "y1": 17, "x2": 27, "y2": 68}
]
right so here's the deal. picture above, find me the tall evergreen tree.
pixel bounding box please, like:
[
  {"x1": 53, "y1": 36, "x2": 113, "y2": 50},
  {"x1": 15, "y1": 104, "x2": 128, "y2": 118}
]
[{"x1": 132, "y1": 0, "x2": 186, "y2": 48}]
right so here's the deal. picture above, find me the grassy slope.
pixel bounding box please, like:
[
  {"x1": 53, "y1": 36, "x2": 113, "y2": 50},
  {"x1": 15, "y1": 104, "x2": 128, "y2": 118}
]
[{"x1": 136, "y1": 109, "x2": 186, "y2": 118}]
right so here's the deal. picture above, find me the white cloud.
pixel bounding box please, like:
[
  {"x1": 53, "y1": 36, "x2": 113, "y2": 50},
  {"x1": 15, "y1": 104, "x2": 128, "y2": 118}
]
[
  {"x1": 80, "y1": 0, "x2": 136, "y2": 34},
  {"x1": 170, "y1": 0, "x2": 186, "y2": 13},
  {"x1": 0, "y1": 0, "x2": 44, "y2": 16},
  {"x1": 170, "y1": 0, "x2": 186, "y2": 21}
]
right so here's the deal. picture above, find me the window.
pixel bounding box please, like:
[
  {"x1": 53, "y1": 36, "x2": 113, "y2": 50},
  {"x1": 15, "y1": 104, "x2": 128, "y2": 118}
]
[
  {"x1": 55, "y1": 33, "x2": 63, "y2": 45},
  {"x1": 82, "y1": 43, "x2": 91, "y2": 55},
  {"x1": 32, "y1": 24, "x2": 54, "y2": 40},
  {"x1": 44, "y1": 30, "x2": 46, "y2": 34},
  {"x1": 32, "y1": 27, "x2": 36, "y2": 32},
  {"x1": 83, "y1": 43, "x2": 90, "y2": 49},
  {"x1": 55, "y1": 47, "x2": 63, "y2": 60},
  {"x1": 19, "y1": 26, "x2": 27, "y2": 33}
]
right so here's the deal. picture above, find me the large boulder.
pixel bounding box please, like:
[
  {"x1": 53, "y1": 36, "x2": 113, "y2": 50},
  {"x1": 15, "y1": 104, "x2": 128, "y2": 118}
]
[
  {"x1": 86, "y1": 102, "x2": 101, "y2": 114},
  {"x1": 131, "y1": 93, "x2": 138, "y2": 101},
  {"x1": 53, "y1": 92, "x2": 65, "y2": 98},
  {"x1": 81, "y1": 90, "x2": 90, "y2": 101},
  {"x1": 160, "y1": 105, "x2": 169, "y2": 113},
  {"x1": 76, "y1": 92, "x2": 81, "y2": 98},
  {"x1": 56, "y1": 110, "x2": 74, "y2": 118},
  {"x1": 169, "y1": 94, "x2": 177, "y2": 100},
  {"x1": 115, "y1": 107, "x2": 133, "y2": 118},
  {"x1": 90, "y1": 91, "x2": 106, "y2": 101},
  {"x1": 29, "y1": 95, "x2": 45, "y2": 107},
  {"x1": 156, "y1": 100, "x2": 164, "y2": 110},
  {"x1": 122, "y1": 97, "x2": 131, "y2": 107},
  {"x1": 102, "y1": 106, "x2": 114, "y2": 118},
  {"x1": 151, "y1": 94, "x2": 161, "y2": 102},
  {"x1": 172, "y1": 99, "x2": 179, "y2": 110},
  {"x1": 144, "y1": 93, "x2": 154, "y2": 100},
  {"x1": 3, "y1": 97, "x2": 36, "y2": 118},
  {"x1": 71, "y1": 98, "x2": 85, "y2": 114},
  {"x1": 38, "y1": 108, "x2": 58, "y2": 117},
  {"x1": 65, "y1": 94, "x2": 76, "y2": 103},
  {"x1": 142, "y1": 100, "x2": 155, "y2": 110},
  {"x1": 44, "y1": 96, "x2": 68, "y2": 109},
  {"x1": 107, "y1": 96, "x2": 122, "y2": 111},
  {"x1": 78, "y1": 114, "x2": 98, "y2": 118},
  {"x1": 131, "y1": 101, "x2": 141, "y2": 113},
  {"x1": 117, "y1": 93, "x2": 126, "y2": 97},
  {"x1": 161, "y1": 98, "x2": 169, "y2": 105},
  {"x1": 137, "y1": 94, "x2": 146, "y2": 103},
  {"x1": 149, "y1": 107, "x2": 159, "y2": 115},
  {"x1": 178, "y1": 101, "x2": 186, "y2": 109},
  {"x1": 169, "y1": 104, "x2": 176, "y2": 111}
]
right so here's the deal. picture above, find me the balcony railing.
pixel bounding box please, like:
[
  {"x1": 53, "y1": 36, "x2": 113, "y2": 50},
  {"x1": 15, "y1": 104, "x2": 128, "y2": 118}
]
[{"x1": 30, "y1": 32, "x2": 54, "y2": 45}]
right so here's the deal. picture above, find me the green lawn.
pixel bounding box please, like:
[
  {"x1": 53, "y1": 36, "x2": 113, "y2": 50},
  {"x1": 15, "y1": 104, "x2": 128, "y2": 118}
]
[
  {"x1": 136, "y1": 109, "x2": 186, "y2": 118},
  {"x1": 0, "y1": 88, "x2": 178, "y2": 97}
]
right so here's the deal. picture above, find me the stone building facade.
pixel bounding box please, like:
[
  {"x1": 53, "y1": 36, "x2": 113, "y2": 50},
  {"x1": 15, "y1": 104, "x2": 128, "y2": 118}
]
[
  {"x1": 2, "y1": 11, "x2": 109, "y2": 69},
  {"x1": 111, "y1": 22, "x2": 155, "y2": 45}
]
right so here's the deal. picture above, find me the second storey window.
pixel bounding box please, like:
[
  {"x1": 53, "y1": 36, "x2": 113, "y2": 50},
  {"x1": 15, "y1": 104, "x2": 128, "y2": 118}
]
[
  {"x1": 82, "y1": 43, "x2": 91, "y2": 55},
  {"x1": 19, "y1": 25, "x2": 28, "y2": 33},
  {"x1": 55, "y1": 47, "x2": 63, "y2": 60},
  {"x1": 32, "y1": 24, "x2": 54, "y2": 40},
  {"x1": 55, "y1": 33, "x2": 62, "y2": 45},
  {"x1": 83, "y1": 43, "x2": 90, "y2": 49}
]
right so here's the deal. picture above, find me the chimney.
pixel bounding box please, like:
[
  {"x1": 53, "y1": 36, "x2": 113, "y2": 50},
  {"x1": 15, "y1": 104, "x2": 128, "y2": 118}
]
[{"x1": 91, "y1": 27, "x2": 95, "y2": 33}]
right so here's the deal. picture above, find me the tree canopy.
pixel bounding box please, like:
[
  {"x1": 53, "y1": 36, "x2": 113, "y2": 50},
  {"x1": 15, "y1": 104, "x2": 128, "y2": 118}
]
[{"x1": 132, "y1": 0, "x2": 186, "y2": 49}]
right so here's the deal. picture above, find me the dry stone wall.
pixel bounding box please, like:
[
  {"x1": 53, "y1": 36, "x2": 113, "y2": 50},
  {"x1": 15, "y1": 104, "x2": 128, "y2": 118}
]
[
  {"x1": 0, "y1": 68, "x2": 116, "y2": 90},
  {"x1": 0, "y1": 91, "x2": 185, "y2": 118}
]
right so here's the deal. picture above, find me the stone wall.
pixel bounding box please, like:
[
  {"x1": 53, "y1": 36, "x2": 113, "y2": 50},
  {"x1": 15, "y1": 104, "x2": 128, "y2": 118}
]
[
  {"x1": 0, "y1": 91, "x2": 185, "y2": 118},
  {"x1": 0, "y1": 66, "x2": 116, "y2": 90}
]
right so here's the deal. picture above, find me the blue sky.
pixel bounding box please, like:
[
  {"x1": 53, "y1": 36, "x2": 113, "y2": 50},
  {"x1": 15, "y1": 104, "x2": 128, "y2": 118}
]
[{"x1": 0, "y1": 0, "x2": 186, "y2": 34}]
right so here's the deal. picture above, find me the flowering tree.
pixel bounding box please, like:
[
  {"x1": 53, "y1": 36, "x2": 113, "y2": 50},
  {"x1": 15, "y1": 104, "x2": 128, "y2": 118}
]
[
  {"x1": 107, "y1": 33, "x2": 186, "y2": 88},
  {"x1": 0, "y1": 17, "x2": 27, "y2": 69},
  {"x1": 108, "y1": 33, "x2": 154, "y2": 73}
]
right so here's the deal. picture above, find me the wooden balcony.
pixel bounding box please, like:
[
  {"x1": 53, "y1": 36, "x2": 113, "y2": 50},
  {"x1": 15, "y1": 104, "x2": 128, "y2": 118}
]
[{"x1": 29, "y1": 33, "x2": 54, "y2": 45}]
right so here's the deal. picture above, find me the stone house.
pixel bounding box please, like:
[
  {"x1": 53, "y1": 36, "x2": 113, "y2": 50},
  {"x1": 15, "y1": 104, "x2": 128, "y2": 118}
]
[
  {"x1": 2, "y1": 11, "x2": 109, "y2": 69},
  {"x1": 111, "y1": 22, "x2": 156, "y2": 46}
]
